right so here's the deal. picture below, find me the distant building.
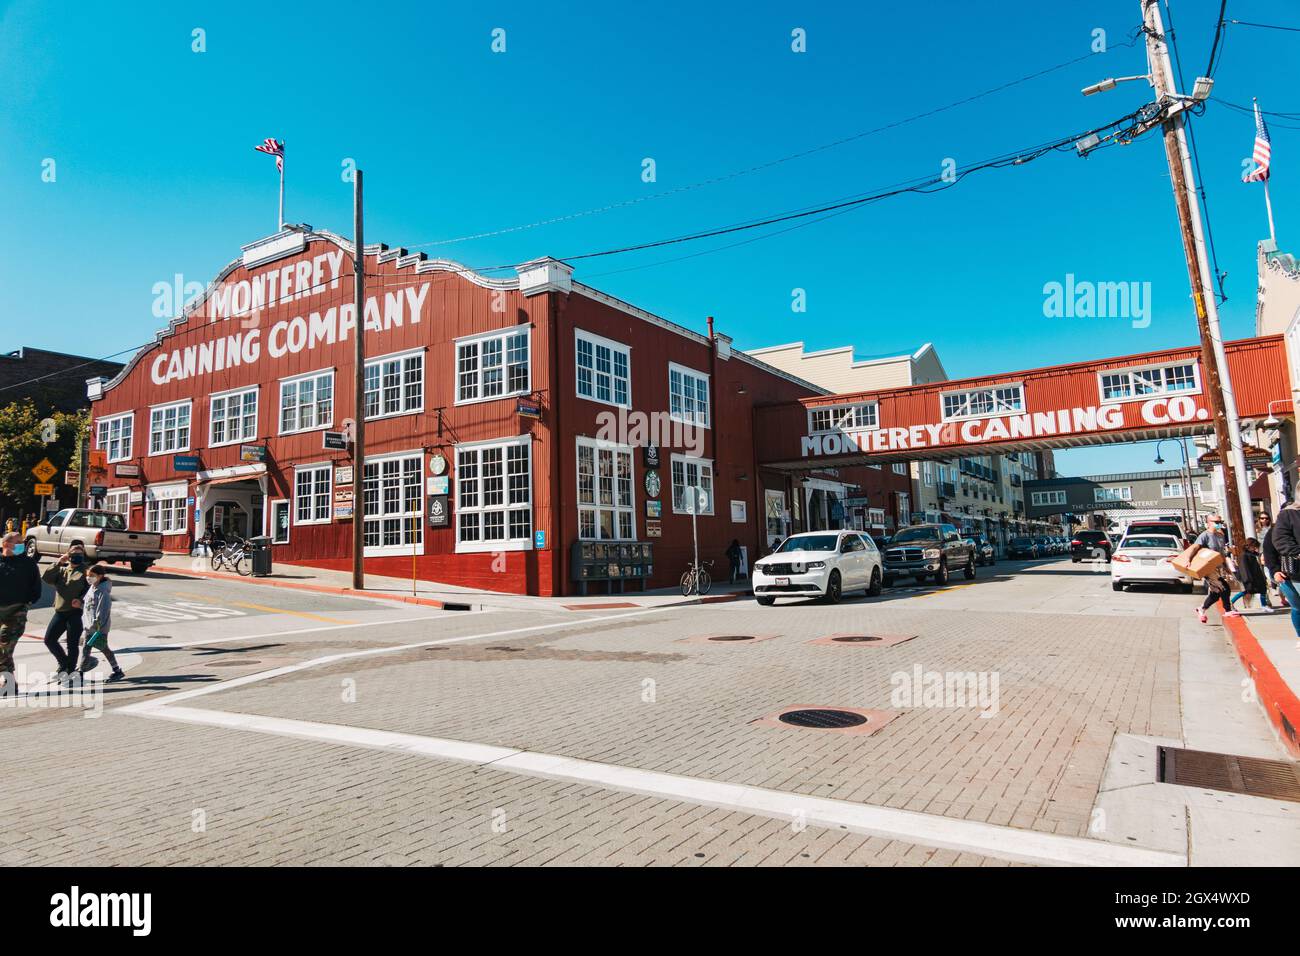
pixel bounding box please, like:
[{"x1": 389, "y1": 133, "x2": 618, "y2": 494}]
[
  {"x1": 0, "y1": 347, "x2": 123, "y2": 416},
  {"x1": 1024, "y1": 468, "x2": 1218, "y2": 530}
]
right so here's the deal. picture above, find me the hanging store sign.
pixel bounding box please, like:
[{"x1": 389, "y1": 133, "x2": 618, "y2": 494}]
[
  {"x1": 114, "y1": 463, "x2": 141, "y2": 478},
  {"x1": 427, "y1": 494, "x2": 450, "y2": 528},
  {"x1": 239, "y1": 444, "x2": 267, "y2": 463}
]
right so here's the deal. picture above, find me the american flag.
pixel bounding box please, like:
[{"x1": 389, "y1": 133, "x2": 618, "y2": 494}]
[
  {"x1": 254, "y1": 137, "x2": 284, "y2": 173},
  {"x1": 1245, "y1": 102, "x2": 1271, "y2": 183}
]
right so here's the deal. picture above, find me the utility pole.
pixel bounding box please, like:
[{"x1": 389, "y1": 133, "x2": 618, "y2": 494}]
[
  {"x1": 1142, "y1": 0, "x2": 1253, "y2": 540},
  {"x1": 351, "y1": 169, "x2": 366, "y2": 590}
]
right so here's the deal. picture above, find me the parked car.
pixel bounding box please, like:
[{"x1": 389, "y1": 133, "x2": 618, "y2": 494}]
[
  {"x1": 882, "y1": 523, "x2": 976, "y2": 586},
  {"x1": 24, "y1": 507, "x2": 163, "y2": 574},
  {"x1": 964, "y1": 534, "x2": 996, "y2": 566},
  {"x1": 752, "y1": 530, "x2": 883, "y2": 605},
  {"x1": 1110, "y1": 533, "x2": 1193, "y2": 592},
  {"x1": 1071, "y1": 530, "x2": 1112, "y2": 563},
  {"x1": 1007, "y1": 536, "x2": 1039, "y2": 559}
]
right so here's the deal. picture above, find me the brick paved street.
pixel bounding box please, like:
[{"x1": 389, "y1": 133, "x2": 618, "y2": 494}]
[{"x1": 3, "y1": 558, "x2": 1294, "y2": 866}]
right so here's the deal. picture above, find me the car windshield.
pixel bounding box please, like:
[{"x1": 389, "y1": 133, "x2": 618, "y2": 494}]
[
  {"x1": 1128, "y1": 524, "x2": 1179, "y2": 536},
  {"x1": 1011, "y1": 537, "x2": 1031, "y2": 545},
  {"x1": 1120, "y1": 536, "x2": 1181, "y2": 550},
  {"x1": 774, "y1": 534, "x2": 839, "y2": 553},
  {"x1": 891, "y1": 528, "x2": 940, "y2": 544}
]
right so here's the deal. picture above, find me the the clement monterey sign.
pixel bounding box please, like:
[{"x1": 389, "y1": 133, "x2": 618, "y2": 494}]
[{"x1": 800, "y1": 396, "x2": 1212, "y2": 457}]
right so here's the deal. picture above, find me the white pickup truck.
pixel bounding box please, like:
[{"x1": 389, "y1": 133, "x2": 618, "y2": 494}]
[{"x1": 24, "y1": 508, "x2": 164, "y2": 574}]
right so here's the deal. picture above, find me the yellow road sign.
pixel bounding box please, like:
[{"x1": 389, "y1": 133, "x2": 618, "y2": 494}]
[
  {"x1": 34, "y1": 482, "x2": 54, "y2": 496},
  {"x1": 32, "y1": 458, "x2": 57, "y2": 483}
]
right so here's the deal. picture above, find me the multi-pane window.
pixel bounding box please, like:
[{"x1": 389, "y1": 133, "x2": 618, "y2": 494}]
[
  {"x1": 364, "y1": 350, "x2": 424, "y2": 418},
  {"x1": 809, "y1": 402, "x2": 878, "y2": 433},
  {"x1": 96, "y1": 413, "x2": 133, "y2": 462},
  {"x1": 144, "y1": 484, "x2": 187, "y2": 534},
  {"x1": 456, "y1": 328, "x2": 530, "y2": 403},
  {"x1": 280, "y1": 371, "x2": 333, "y2": 433},
  {"x1": 941, "y1": 385, "x2": 1024, "y2": 420},
  {"x1": 1030, "y1": 490, "x2": 1067, "y2": 506},
  {"x1": 294, "y1": 465, "x2": 332, "y2": 524},
  {"x1": 148, "y1": 401, "x2": 191, "y2": 455},
  {"x1": 210, "y1": 388, "x2": 258, "y2": 446},
  {"x1": 1099, "y1": 362, "x2": 1198, "y2": 401},
  {"x1": 670, "y1": 454, "x2": 714, "y2": 515},
  {"x1": 575, "y1": 330, "x2": 630, "y2": 407},
  {"x1": 668, "y1": 363, "x2": 710, "y2": 427},
  {"x1": 362, "y1": 454, "x2": 422, "y2": 551},
  {"x1": 1161, "y1": 482, "x2": 1184, "y2": 498},
  {"x1": 577, "y1": 439, "x2": 635, "y2": 540},
  {"x1": 104, "y1": 488, "x2": 130, "y2": 518},
  {"x1": 1094, "y1": 486, "x2": 1132, "y2": 502},
  {"x1": 456, "y1": 439, "x2": 532, "y2": 550},
  {"x1": 893, "y1": 463, "x2": 908, "y2": 475}
]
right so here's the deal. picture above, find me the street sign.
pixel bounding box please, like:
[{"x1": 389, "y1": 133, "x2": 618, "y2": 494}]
[
  {"x1": 32, "y1": 458, "x2": 57, "y2": 483},
  {"x1": 173, "y1": 455, "x2": 200, "y2": 472},
  {"x1": 323, "y1": 431, "x2": 349, "y2": 451},
  {"x1": 34, "y1": 482, "x2": 54, "y2": 496},
  {"x1": 534, "y1": 529, "x2": 546, "y2": 549}
]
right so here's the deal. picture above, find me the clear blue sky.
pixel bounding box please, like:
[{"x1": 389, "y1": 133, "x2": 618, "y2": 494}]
[{"x1": 2, "y1": 0, "x2": 1294, "y2": 475}]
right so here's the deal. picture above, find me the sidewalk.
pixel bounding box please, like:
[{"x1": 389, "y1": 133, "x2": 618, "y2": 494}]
[
  {"x1": 1223, "y1": 606, "x2": 1300, "y2": 758},
  {"x1": 151, "y1": 553, "x2": 749, "y2": 613}
]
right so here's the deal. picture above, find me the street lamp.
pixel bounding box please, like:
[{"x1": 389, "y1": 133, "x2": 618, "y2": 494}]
[
  {"x1": 1080, "y1": 74, "x2": 1150, "y2": 96},
  {"x1": 1154, "y1": 438, "x2": 1198, "y2": 530}
]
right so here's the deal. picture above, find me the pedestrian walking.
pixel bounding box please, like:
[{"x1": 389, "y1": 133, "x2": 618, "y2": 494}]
[
  {"x1": 1191, "y1": 515, "x2": 1233, "y2": 624},
  {"x1": 1267, "y1": 491, "x2": 1300, "y2": 642},
  {"x1": 726, "y1": 538, "x2": 744, "y2": 584},
  {"x1": 0, "y1": 531, "x2": 43, "y2": 691},
  {"x1": 42, "y1": 545, "x2": 90, "y2": 681},
  {"x1": 77, "y1": 564, "x2": 124, "y2": 683},
  {"x1": 1228, "y1": 538, "x2": 1273, "y2": 616}
]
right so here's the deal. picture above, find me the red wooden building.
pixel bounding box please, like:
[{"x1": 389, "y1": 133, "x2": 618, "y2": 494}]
[{"x1": 86, "y1": 229, "x2": 907, "y2": 596}]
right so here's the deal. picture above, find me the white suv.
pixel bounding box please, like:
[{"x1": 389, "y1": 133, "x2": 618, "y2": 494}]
[{"x1": 752, "y1": 530, "x2": 884, "y2": 606}]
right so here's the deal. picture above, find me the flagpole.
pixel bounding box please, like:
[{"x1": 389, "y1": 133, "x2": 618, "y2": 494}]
[
  {"x1": 1264, "y1": 178, "x2": 1277, "y2": 245},
  {"x1": 278, "y1": 160, "x2": 285, "y2": 231}
]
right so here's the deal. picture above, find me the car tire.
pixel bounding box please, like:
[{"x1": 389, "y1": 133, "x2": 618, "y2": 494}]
[
  {"x1": 1071, "y1": 557, "x2": 1080, "y2": 563},
  {"x1": 964, "y1": 556, "x2": 976, "y2": 580},
  {"x1": 934, "y1": 563, "x2": 949, "y2": 586},
  {"x1": 1112, "y1": 581, "x2": 1124, "y2": 592},
  {"x1": 867, "y1": 567, "x2": 882, "y2": 597},
  {"x1": 130, "y1": 560, "x2": 152, "y2": 575},
  {"x1": 755, "y1": 596, "x2": 775, "y2": 606},
  {"x1": 823, "y1": 570, "x2": 842, "y2": 604},
  {"x1": 23, "y1": 537, "x2": 39, "y2": 562}
]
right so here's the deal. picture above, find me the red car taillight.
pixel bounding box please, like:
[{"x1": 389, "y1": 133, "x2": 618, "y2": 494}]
[
  {"x1": 1071, "y1": 539, "x2": 1082, "y2": 547},
  {"x1": 1112, "y1": 554, "x2": 1131, "y2": 563},
  {"x1": 95, "y1": 530, "x2": 104, "y2": 546}
]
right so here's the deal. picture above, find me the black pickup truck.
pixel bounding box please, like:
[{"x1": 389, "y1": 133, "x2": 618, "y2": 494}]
[{"x1": 882, "y1": 523, "x2": 977, "y2": 586}]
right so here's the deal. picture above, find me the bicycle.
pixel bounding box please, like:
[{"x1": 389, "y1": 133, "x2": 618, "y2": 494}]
[
  {"x1": 209, "y1": 534, "x2": 249, "y2": 575},
  {"x1": 680, "y1": 558, "x2": 713, "y2": 597}
]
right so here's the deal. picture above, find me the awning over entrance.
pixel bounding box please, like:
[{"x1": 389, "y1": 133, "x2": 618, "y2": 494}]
[{"x1": 196, "y1": 463, "x2": 267, "y2": 484}]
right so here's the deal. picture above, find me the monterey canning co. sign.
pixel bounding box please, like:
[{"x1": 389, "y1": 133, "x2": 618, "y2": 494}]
[{"x1": 149, "y1": 247, "x2": 431, "y2": 386}]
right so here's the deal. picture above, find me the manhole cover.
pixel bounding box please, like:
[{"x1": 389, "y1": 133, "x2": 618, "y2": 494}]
[
  {"x1": 707, "y1": 635, "x2": 755, "y2": 642},
  {"x1": 778, "y1": 708, "x2": 869, "y2": 729},
  {"x1": 831, "y1": 635, "x2": 882, "y2": 643},
  {"x1": 208, "y1": 660, "x2": 262, "y2": 667},
  {"x1": 1157, "y1": 745, "x2": 1300, "y2": 803}
]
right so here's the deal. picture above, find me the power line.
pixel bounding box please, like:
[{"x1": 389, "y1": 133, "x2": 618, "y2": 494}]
[
  {"x1": 1226, "y1": 18, "x2": 1300, "y2": 34},
  {"x1": 1205, "y1": 1, "x2": 1229, "y2": 76}
]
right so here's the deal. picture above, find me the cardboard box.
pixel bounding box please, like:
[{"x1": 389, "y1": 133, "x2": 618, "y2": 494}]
[{"x1": 1170, "y1": 545, "x2": 1223, "y2": 579}]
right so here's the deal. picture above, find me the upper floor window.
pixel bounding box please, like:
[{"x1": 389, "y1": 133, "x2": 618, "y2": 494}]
[
  {"x1": 280, "y1": 369, "x2": 334, "y2": 434},
  {"x1": 1161, "y1": 482, "x2": 1184, "y2": 498},
  {"x1": 456, "y1": 326, "x2": 531, "y2": 404},
  {"x1": 96, "y1": 412, "x2": 133, "y2": 463},
  {"x1": 941, "y1": 384, "x2": 1024, "y2": 421},
  {"x1": 575, "y1": 330, "x2": 630, "y2": 407},
  {"x1": 364, "y1": 349, "x2": 423, "y2": 419},
  {"x1": 808, "y1": 402, "x2": 878, "y2": 434},
  {"x1": 1031, "y1": 490, "x2": 1067, "y2": 506},
  {"x1": 148, "y1": 401, "x2": 191, "y2": 456},
  {"x1": 1094, "y1": 486, "x2": 1132, "y2": 502},
  {"x1": 577, "y1": 438, "x2": 635, "y2": 540},
  {"x1": 210, "y1": 388, "x2": 258, "y2": 446},
  {"x1": 670, "y1": 454, "x2": 714, "y2": 515},
  {"x1": 668, "y1": 363, "x2": 710, "y2": 428},
  {"x1": 1099, "y1": 362, "x2": 1198, "y2": 402}
]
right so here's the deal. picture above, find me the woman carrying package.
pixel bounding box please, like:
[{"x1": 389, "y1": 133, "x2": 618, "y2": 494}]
[{"x1": 1189, "y1": 516, "x2": 1233, "y2": 625}]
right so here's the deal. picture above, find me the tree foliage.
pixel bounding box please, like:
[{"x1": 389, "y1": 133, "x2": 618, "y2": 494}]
[{"x1": 0, "y1": 400, "x2": 87, "y2": 511}]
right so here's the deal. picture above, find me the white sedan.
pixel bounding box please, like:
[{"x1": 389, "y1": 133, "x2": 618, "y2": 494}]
[
  {"x1": 752, "y1": 530, "x2": 883, "y2": 605},
  {"x1": 1110, "y1": 533, "x2": 1193, "y2": 593}
]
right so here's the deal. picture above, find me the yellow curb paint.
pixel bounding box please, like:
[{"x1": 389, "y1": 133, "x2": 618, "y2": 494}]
[{"x1": 229, "y1": 601, "x2": 356, "y2": 625}]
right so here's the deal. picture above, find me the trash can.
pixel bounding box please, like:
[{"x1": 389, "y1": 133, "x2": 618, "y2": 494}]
[{"x1": 248, "y1": 536, "x2": 273, "y2": 577}]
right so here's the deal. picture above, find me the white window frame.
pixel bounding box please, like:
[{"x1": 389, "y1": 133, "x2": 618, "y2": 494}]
[
  {"x1": 1161, "y1": 481, "x2": 1184, "y2": 499},
  {"x1": 148, "y1": 400, "x2": 192, "y2": 456},
  {"x1": 293, "y1": 462, "x2": 333, "y2": 526},
  {"x1": 576, "y1": 437, "x2": 637, "y2": 541},
  {"x1": 922, "y1": 461, "x2": 934, "y2": 485},
  {"x1": 144, "y1": 482, "x2": 188, "y2": 534},
  {"x1": 1097, "y1": 361, "x2": 1201, "y2": 403},
  {"x1": 808, "y1": 401, "x2": 879, "y2": 434},
  {"x1": 455, "y1": 436, "x2": 533, "y2": 554},
  {"x1": 96, "y1": 412, "x2": 134, "y2": 463},
  {"x1": 668, "y1": 362, "x2": 710, "y2": 429},
  {"x1": 362, "y1": 450, "x2": 425, "y2": 556},
  {"x1": 1093, "y1": 486, "x2": 1133, "y2": 502},
  {"x1": 574, "y1": 329, "x2": 631, "y2": 409},
  {"x1": 209, "y1": 386, "x2": 259, "y2": 447},
  {"x1": 670, "y1": 453, "x2": 715, "y2": 516},
  {"x1": 364, "y1": 347, "x2": 425, "y2": 421},
  {"x1": 279, "y1": 368, "x2": 335, "y2": 435},
  {"x1": 455, "y1": 325, "x2": 532, "y2": 405},
  {"x1": 940, "y1": 384, "x2": 1025, "y2": 422},
  {"x1": 1031, "y1": 490, "x2": 1067, "y2": 507},
  {"x1": 104, "y1": 487, "x2": 130, "y2": 518}
]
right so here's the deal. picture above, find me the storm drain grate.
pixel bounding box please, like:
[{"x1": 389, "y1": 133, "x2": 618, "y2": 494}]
[
  {"x1": 831, "y1": 635, "x2": 883, "y2": 643},
  {"x1": 778, "y1": 708, "x2": 869, "y2": 729},
  {"x1": 707, "y1": 635, "x2": 755, "y2": 642},
  {"x1": 1156, "y1": 746, "x2": 1300, "y2": 803}
]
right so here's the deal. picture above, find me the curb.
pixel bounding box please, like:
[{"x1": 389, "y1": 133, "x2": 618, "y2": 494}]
[
  {"x1": 151, "y1": 564, "x2": 475, "y2": 611},
  {"x1": 1223, "y1": 613, "x2": 1300, "y2": 759}
]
